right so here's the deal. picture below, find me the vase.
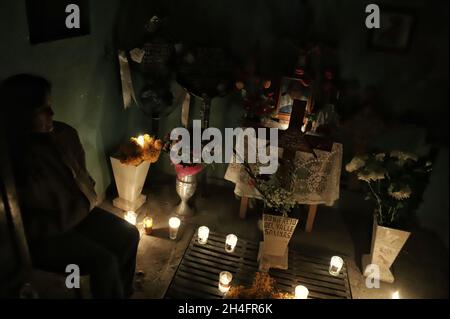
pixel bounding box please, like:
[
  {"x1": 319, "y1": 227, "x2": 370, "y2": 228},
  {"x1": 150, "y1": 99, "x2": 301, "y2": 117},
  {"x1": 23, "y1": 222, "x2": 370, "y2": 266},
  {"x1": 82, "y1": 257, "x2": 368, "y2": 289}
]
[
  {"x1": 258, "y1": 214, "x2": 299, "y2": 271},
  {"x1": 174, "y1": 174, "x2": 197, "y2": 218},
  {"x1": 362, "y1": 216, "x2": 411, "y2": 283},
  {"x1": 110, "y1": 156, "x2": 150, "y2": 211}
]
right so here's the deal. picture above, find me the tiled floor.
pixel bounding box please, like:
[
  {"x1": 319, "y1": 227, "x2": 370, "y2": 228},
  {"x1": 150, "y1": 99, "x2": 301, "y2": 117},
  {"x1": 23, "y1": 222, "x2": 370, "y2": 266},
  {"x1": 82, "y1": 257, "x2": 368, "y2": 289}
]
[{"x1": 100, "y1": 176, "x2": 449, "y2": 299}]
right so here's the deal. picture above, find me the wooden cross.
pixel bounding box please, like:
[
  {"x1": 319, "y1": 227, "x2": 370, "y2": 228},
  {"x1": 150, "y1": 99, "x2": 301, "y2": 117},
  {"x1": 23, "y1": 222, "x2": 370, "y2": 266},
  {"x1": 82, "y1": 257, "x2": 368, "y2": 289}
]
[{"x1": 239, "y1": 85, "x2": 333, "y2": 232}]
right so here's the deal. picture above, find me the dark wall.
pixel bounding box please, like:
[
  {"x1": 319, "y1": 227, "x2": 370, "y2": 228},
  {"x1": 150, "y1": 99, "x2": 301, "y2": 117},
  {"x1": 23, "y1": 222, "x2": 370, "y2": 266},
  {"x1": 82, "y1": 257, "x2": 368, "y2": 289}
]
[
  {"x1": 1, "y1": 0, "x2": 448, "y2": 242},
  {"x1": 0, "y1": 0, "x2": 125, "y2": 199}
]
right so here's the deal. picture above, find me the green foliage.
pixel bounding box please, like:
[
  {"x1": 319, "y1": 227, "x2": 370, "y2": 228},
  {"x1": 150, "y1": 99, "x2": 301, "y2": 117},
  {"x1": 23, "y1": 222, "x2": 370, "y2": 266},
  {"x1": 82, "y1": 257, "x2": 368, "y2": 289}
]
[{"x1": 346, "y1": 151, "x2": 432, "y2": 229}]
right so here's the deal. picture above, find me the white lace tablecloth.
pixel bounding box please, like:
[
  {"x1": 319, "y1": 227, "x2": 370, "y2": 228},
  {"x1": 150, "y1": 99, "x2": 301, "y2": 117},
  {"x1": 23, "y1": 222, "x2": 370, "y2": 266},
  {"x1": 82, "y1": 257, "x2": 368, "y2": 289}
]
[{"x1": 224, "y1": 143, "x2": 343, "y2": 206}]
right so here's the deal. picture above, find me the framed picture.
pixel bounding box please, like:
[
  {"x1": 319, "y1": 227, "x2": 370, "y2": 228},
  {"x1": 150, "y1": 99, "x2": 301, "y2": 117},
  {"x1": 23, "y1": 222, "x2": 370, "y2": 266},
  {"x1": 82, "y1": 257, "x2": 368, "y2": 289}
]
[
  {"x1": 369, "y1": 7, "x2": 416, "y2": 52},
  {"x1": 267, "y1": 77, "x2": 312, "y2": 129},
  {"x1": 26, "y1": 0, "x2": 90, "y2": 44}
]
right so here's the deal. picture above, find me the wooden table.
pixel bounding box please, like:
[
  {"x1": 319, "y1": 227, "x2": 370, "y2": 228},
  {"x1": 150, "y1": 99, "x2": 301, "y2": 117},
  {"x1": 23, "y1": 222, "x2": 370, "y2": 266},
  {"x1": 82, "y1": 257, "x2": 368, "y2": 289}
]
[{"x1": 164, "y1": 230, "x2": 352, "y2": 299}]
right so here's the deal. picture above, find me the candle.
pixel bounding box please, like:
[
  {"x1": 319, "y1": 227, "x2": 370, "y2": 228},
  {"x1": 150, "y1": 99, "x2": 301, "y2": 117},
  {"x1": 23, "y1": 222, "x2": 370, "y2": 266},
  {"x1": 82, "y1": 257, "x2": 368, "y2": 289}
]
[
  {"x1": 136, "y1": 135, "x2": 145, "y2": 148},
  {"x1": 295, "y1": 285, "x2": 309, "y2": 299},
  {"x1": 198, "y1": 226, "x2": 210, "y2": 244},
  {"x1": 218, "y1": 271, "x2": 233, "y2": 293},
  {"x1": 169, "y1": 217, "x2": 181, "y2": 240},
  {"x1": 392, "y1": 291, "x2": 400, "y2": 299},
  {"x1": 124, "y1": 211, "x2": 137, "y2": 225},
  {"x1": 143, "y1": 217, "x2": 153, "y2": 235},
  {"x1": 225, "y1": 234, "x2": 238, "y2": 253},
  {"x1": 329, "y1": 256, "x2": 344, "y2": 276}
]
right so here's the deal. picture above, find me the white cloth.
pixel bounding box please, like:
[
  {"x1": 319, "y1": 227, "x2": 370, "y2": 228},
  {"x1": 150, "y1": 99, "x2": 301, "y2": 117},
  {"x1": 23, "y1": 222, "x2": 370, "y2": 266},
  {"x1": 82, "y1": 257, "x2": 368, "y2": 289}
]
[{"x1": 224, "y1": 143, "x2": 343, "y2": 206}]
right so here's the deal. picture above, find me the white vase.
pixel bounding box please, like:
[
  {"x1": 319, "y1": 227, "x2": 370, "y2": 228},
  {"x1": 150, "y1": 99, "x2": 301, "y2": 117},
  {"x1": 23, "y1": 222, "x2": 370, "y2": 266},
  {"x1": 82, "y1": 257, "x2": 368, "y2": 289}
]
[
  {"x1": 362, "y1": 217, "x2": 411, "y2": 283},
  {"x1": 258, "y1": 214, "x2": 298, "y2": 271},
  {"x1": 110, "y1": 156, "x2": 150, "y2": 211}
]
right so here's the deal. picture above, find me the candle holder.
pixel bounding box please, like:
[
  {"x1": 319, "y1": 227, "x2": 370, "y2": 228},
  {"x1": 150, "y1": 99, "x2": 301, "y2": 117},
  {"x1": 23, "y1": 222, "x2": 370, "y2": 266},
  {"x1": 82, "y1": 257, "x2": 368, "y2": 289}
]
[
  {"x1": 169, "y1": 217, "x2": 181, "y2": 240},
  {"x1": 295, "y1": 285, "x2": 309, "y2": 299},
  {"x1": 225, "y1": 234, "x2": 238, "y2": 253},
  {"x1": 124, "y1": 211, "x2": 137, "y2": 225},
  {"x1": 198, "y1": 226, "x2": 210, "y2": 245},
  {"x1": 143, "y1": 217, "x2": 153, "y2": 235},
  {"x1": 218, "y1": 271, "x2": 233, "y2": 294},
  {"x1": 329, "y1": 256, "x2": 344, "y2": 276}
]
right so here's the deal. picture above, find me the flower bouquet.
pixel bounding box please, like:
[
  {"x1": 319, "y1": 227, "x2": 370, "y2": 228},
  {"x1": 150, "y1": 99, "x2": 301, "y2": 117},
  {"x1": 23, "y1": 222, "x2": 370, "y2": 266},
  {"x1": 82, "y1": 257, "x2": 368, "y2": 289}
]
[
  {"x1": 111, "y1": 134, "x2": 163, "y2": 211},
  {"x1": 117, "y1": 134, "x2": 163, "y2": 166},
  {"x1": 345, "y1": 150, "x2": 432, "y2": 228},
  {"x1": 346, "y1": 150, "x2": 432, "y2": 282}
]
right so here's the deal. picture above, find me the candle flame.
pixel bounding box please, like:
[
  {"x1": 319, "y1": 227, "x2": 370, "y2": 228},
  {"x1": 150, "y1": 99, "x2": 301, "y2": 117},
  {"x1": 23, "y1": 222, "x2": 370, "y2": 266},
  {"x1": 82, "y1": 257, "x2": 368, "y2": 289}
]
[
  {"x1": 295, "y1": 285, "x2": 309, "y2": 299},
  {"x1": 136, "y1": 135, "x2": 145, "y2": 148},
  {"x1": 169, "y1": 217, "x2": 181, "y2": 228},
  {"x1": 144, "y1": 217, "x2": 153, "y2": 228}
]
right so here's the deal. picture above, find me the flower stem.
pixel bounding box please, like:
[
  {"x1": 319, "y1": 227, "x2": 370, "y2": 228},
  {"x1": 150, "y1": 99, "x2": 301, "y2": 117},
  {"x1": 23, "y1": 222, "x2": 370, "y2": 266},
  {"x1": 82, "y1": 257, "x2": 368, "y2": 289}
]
[{"x1": 368, "y1": 182, "x2": 383, "y2": 224}]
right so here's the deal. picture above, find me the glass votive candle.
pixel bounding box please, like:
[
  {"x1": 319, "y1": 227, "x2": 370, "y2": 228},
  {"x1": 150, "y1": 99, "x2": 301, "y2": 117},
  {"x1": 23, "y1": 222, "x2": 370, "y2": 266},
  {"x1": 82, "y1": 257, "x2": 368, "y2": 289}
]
[
  {"x1": 295, "y1": 285, "x2": 309, "y2": 299},
  {"x1": 169, "y1": 217, "x2": 181, "y2": 240},
  {"x1": 143, "y1": 217, "x2": 153, "y2": 235},
  {"x1": 124, "y1": 211, "x2": 137, "y2": 225},
  {"x1": 225, "y1": 234, "x2": 238, "y2": 253},
  {"x1": 218, "y1": 271, "x2": 233, "y2": 293},
  {"x1": 329, "y1": 256, "x2": 344, "y2": 276},
  {"x1": 197, "y1": 226, "x2": 209, "y2": 244},
  {"x1": 392, "y1": 291, "x2": 400, "y2": 299}
]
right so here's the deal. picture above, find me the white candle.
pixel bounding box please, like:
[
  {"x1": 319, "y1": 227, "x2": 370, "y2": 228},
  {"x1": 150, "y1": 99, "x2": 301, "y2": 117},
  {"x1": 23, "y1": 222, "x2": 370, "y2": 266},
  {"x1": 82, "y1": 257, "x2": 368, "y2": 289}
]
[
  {"x1": 225, "y1": 234, "x2": 238, "y2": 253},
  {"x1": 136, "y1": 135, "x2": 145, "y2": 148},
  {"x1": 329, "y1": 256, "x2": 344, "y2": 276},
  {"x1": 124, "y1": 211, "x2": 137, "y2": 225},
  {"x1": 295, "y1": 285, "x2": 309, "y2": 299},
  {"x1": 198, "y1": 226, "x2": 210, "y2": 245},
  {"x1": 143, "y1": 217, "x2": 153, "y2": 235},
  {"x1": 218, "y1": 271, "x2": 233, "y2": 293},
  {"x1": 392, "y1": 291, "x2": 400, "y2": 299},
  {"x1": 169, "y1": 217, "x2": 181, "y2": 240}
]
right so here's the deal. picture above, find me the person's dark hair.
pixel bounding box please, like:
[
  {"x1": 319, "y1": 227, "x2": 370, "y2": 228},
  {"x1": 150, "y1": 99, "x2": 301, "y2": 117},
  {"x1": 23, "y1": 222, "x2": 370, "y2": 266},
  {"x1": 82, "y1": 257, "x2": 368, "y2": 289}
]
[
  {"x1": 1, "y1": 73, "x2": 51, "y2": 142},
  {"x1": 0, "y1": 74, "x2": 52, "y2": 123},
  {"x1": 0, "y1": 74, "x2": 52, "y2": 174}
]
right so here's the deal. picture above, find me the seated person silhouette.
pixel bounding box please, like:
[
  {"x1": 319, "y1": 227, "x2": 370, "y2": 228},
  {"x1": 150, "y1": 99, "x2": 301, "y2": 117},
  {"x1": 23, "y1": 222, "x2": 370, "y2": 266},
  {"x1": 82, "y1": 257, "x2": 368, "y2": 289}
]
[{"x1": 0, "y1": 74, "x2": 140, "y2": 299}]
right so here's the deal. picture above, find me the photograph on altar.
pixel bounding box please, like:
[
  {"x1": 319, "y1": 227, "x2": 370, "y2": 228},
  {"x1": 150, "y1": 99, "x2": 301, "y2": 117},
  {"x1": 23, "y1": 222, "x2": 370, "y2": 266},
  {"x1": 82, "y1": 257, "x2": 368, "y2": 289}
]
[{"x1": 0, "y1": 0, "x2": 448, "y2": 307}]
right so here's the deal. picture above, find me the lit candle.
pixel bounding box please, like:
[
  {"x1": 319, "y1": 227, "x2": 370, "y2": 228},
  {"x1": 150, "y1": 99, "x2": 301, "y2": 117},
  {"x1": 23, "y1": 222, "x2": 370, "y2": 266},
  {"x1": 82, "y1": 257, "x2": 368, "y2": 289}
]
[
  {"x1": 392, "y1": 291, "x2": 400, "y2": 299},
  {"x1": 136, "y1": 135, "x2": 145, "y2": 148},
  {"x1": 225, "y1": 234, "x2": 238, "y2": 253},
  {"x1": 124, "y1": 211, "x2": 137, "y2": 225},
  {"x1": 143, "y1": 217, "x2": 153, "y2": 235},
  {"x1": 198, "y1": 226, "x2": 210, "y2": 245},
  {"x1": 218, "y1": 271, "x2": 233, "y2": 293},
  {"x1": 329, "y1": 256, "x2": 344, "y2": 276},
  {"x1": 295, "y1": 285, "x2": 309, "y2": 299},
  {"x1": 169, "y1": 217, "x2": 181, "y2": 240}
]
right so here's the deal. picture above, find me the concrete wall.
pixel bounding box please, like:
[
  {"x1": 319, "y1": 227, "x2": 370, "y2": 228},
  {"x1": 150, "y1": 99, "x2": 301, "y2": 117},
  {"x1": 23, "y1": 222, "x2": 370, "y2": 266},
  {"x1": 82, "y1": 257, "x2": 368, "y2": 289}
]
[{"x1": 0, "y1": 0, "x2": 125, "y2": 200}]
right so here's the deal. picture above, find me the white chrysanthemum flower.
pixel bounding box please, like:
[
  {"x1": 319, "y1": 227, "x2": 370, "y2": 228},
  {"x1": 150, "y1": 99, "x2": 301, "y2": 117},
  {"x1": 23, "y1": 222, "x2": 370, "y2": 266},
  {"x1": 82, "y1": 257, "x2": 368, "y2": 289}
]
[
  {"x1": 388, "y1": 185, "x2": 412, "y2": 200},
  {"x1": 345, "y1": 156, "x2": 366, "y2": 173},
  {"x1": 375, "y1": 153, "x2": 386, "y2": 161},
  {"x1": 357, "y1": 169, "x2": 386, "y2": 182},
  {"x1": 390, "y1": 150, "x2": 418, "y2": 162}
]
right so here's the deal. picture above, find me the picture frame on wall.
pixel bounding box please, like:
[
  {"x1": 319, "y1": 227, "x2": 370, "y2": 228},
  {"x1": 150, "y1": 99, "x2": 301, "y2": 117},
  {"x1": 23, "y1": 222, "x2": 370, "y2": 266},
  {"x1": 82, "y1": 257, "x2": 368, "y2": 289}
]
[
  {"x1": 369, "y1": 7, "x2": 416, "y2": 52},
  {"x1": 26, "y1": 0, "x2": 90, "y2": 44},
  {"x1": 263, "y1": 77, "x2": 312, "y2": 129}
]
